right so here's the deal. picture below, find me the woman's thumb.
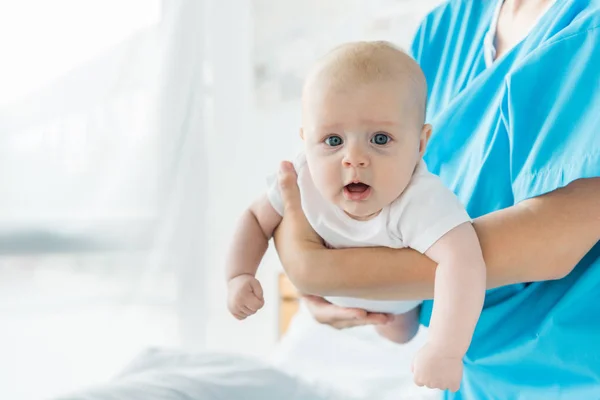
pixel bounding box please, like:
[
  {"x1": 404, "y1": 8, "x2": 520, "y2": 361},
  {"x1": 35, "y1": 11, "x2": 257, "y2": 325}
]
[{"x1": 278, "y1": 161, "x2": 303, "y2": 217}]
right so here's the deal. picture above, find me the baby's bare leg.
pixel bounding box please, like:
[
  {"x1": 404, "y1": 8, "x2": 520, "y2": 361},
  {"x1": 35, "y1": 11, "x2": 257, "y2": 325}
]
[{"x1": 375, "y1": 306, "x2": 420, "y2": 344}]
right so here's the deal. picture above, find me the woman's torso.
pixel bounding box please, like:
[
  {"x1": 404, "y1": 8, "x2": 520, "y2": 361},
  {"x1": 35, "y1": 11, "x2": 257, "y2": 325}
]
[{"x1": 414, "y1": 0, "x2": 600, "y2": 398}]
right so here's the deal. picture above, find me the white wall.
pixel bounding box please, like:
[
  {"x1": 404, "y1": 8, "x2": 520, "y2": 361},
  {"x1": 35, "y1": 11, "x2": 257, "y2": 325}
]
[
  {"x1": 204, "y1": 100, "x2": 303, "y2": 356},
  {"x1": 201, "y1": 0, "x2": 291, "y2": 356}
]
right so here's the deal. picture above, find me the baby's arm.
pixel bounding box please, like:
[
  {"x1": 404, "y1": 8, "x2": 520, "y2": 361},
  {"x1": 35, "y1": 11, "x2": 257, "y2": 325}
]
[
  {"x1": 412, "y1": 222, "x2": 486, "y2": 391},
  {"x1": 226, "y1": 194, "x2": 282, "y2": 319},
  {"x1": 424, "y1": 222, "x2": 485, "y2": 354}
]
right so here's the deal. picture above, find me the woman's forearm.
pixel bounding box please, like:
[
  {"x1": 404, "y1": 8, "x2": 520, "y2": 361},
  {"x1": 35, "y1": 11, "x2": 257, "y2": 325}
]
[{"x1": 291, "y1": 178, "x2": 600, "y2": 300}]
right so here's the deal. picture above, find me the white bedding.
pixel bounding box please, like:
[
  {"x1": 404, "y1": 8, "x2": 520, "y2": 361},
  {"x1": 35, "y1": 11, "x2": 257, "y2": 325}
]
[
  {"x1": 270, "y1": 304, "x2": 439, "y2": 400},
  {"x1": 56, "y1": 349, "x2": 344, "y2": 400},
  {"x1": 58, "y1": 304, "x2": 439, "y2": 400}
]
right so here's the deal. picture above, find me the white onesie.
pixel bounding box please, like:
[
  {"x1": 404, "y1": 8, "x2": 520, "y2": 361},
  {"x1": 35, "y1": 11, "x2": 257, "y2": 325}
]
[{"x1": 267, "y1": 153, "x2": 471, "y2": 314}]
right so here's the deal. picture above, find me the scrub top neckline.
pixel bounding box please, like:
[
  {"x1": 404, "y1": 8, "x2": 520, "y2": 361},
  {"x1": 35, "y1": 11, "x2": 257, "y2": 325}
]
[{"x1": 484, "y1": 0, "x2": 558, "y2": 67}]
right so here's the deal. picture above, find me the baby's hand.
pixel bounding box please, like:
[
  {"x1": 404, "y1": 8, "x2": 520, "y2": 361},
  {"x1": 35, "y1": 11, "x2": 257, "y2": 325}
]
[
  {"x1": 412, "y1": 343, "x2": 463, "y2": 392},
  {"x1": 227, "y1": 274, "x2": 265, "y2": 320}
]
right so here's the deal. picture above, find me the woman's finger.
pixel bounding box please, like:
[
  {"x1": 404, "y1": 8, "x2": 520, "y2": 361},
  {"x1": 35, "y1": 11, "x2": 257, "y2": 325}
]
[
  {"x1": 363, "y1": 312, "x2": 394, "y2": 325},
  {"x1": 302, "y1": 295, "x2": 391, "y2": 329},
  {"x1": 331, "y1": 307, "x2": 369, "y2": 321},
  {"x1": 334, "y1": 320, "x2": 367, "y2": 329},
  {"x1": 323, "y1": 304, "x2": 391, "y2": 324},
  {"x1": 334, "y1": 315, "x2": 388, "y2": 329},
  {"x1": 302, "y1": 294, "x2": 327, "y2": 303},
  {"x1": 336, "y1": 312, "x2": 392, "y2": 328},
  {"x1": 309, "y1": 302, "x2": 362, "y2": 325},
  {"x1": 302, "y1": 294, "x2": 358, "y2": 319},
  {"x1": 303, "y1": 295, "x2": 362, "y2": 319}
]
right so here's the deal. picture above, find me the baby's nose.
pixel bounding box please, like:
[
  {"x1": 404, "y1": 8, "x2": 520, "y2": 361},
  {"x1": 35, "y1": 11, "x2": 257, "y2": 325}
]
[
  {"x1": 343, "y1": 159, "x2": 367, "y2": 167},
  {"x1": 342, "y1": 149, "x2": 369, "y2": 167}
]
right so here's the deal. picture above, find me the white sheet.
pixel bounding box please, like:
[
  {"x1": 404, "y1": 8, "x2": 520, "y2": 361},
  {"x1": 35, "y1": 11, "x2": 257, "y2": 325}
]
[
  {"x1": 58, "y1": 304, "x2": 439, "y2": 400},
  {"x1": 269, "y1": 303, "x2": 439, "y2": 400},
  {"x1": 56, "y1": 348, "x2": 347, "y2": 400}
]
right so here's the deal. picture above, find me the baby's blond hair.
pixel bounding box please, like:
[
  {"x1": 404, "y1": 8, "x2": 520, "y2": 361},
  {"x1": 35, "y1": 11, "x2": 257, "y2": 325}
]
[{"x1": 303, "y1": 41, "x2": 427, "y2": 123}]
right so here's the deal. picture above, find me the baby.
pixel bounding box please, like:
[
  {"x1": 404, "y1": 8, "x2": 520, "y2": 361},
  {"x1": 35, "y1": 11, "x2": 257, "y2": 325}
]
[{"x1": 225, "y1": 41, "x2": 485, "y2": 392}]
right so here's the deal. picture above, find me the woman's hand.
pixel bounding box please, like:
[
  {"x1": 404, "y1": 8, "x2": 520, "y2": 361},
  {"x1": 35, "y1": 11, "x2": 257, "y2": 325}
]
[
  {"x1": 272, "y1": 161, "x2": 327, "y2": 288},
  {"x1": 303, "y1": 295, "x2": 392, "y2": 329},
  {"x1": 272, "y1": 161, "x2": 392, "y2": 329}
]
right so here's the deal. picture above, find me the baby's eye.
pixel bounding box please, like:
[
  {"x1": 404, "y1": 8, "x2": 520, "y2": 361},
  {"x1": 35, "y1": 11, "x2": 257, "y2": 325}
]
[
  {"x1": 325, "y1": 135, "x2": 343, "y2": 147},
  {"x1": 371, "y1": 132, "x2": 391, "y2": 145}
]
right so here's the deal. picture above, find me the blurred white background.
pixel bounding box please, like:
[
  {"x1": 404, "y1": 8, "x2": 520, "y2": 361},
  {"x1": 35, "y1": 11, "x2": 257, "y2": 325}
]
[{"x1": 0, "y1": 0, "x2": 443, "y2": 399}]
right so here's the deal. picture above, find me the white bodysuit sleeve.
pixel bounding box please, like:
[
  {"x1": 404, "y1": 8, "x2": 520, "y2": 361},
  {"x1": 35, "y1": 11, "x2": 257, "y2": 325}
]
[{"x1": 392, "y1": 161, "x2": 472, "y2": 253}]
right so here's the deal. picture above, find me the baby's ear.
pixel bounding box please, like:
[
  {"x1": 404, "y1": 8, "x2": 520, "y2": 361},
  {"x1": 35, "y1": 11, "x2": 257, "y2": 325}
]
[
  {"x1": 299, "y1": 128, "x2": 305, "y2": 140},
  {"x1": 419, "y1": 124, "x2": 432, "y2": 157}
]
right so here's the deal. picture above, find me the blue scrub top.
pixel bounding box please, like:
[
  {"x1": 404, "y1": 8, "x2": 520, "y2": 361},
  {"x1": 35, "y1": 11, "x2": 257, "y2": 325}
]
[{"x1": 413, "y1": 1, "x2": 600, "y2": 398}]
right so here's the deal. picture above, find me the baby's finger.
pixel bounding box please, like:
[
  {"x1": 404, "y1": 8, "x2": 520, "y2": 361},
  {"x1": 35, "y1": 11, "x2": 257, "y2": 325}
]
[
  {"x1": 242, "y1": 305, "x2": 256, "y2": 315},
  {"x1": 246, "y1": 296, "x2": 264, "y2": 311},
  {"x1": 249, "y1": 279, "x2": 264, "y2": 301},
  {"x1": 237, "y1": 307, "x2": 251, "y2": 317},
  {"x1": 424, "y1": 379, "x2": 437, "y2": 390}
]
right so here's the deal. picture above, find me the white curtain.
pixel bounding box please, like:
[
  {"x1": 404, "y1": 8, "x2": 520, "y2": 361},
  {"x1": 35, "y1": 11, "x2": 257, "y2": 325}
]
[
  {"x1": 0, "y1": 1, "x2": 223, "y2": 398},
  {"x1": 0, "y1": 1, "x2": 442, "y2": 398}
]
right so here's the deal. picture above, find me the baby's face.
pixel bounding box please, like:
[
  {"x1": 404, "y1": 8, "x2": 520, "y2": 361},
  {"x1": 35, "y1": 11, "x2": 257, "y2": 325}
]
[{"x1": 302, "y1": 80, "x2": 428, "y2": 220}]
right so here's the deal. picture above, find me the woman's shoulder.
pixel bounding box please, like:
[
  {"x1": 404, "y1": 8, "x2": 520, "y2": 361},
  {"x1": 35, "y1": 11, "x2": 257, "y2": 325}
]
[
  {"x1": 543, "y1": 0, "x2": 600, "y2": 44},
  {"x1": 512, "y1": 1, "x2": 600, "y2": 73},
  {"x1": 410, "y1": 1, "x2": 495, "y2": 64},
  {"x1": 413, "y1": 0, "x2": 492, "y2": 36}
]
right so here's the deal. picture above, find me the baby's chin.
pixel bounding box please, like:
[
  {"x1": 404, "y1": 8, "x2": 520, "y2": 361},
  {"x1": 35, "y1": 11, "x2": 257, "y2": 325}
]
[{"x1": 340, "y1": 203, "x2": 383, "y2": 221}]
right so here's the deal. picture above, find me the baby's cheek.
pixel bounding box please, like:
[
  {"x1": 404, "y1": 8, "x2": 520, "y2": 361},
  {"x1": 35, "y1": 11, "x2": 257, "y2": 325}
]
[
  {"x1": 316, "y1": 169, "x2": 338, "y2": 188},
  {"x1": 310, "y1": 175, "x2": 335, "y2": 202},
  {"x1": 380, "y1": 170, "x2": 411, "y2": 200}
]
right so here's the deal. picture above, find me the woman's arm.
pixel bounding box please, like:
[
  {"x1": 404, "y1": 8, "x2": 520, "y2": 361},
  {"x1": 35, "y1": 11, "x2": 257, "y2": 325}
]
[{"x1": 272, "y1": 162, "x2": 600, "y2": 300}]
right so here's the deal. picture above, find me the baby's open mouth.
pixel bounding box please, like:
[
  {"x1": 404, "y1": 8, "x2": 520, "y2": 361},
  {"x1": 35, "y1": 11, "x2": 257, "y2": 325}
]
[{"x1": 343, "y1": 182, "x2": 371, "y2": 201}]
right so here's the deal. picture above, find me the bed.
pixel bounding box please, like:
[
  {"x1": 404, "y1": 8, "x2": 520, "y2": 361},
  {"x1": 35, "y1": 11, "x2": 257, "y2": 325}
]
[{"x1": 56, "y1": 274, "x2": 438, "y2": 400}]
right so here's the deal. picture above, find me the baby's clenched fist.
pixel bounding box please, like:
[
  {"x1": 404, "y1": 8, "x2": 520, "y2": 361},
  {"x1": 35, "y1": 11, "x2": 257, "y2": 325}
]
[{"x1": 227, "y1": 274, "x2": 265, "y2": 320}]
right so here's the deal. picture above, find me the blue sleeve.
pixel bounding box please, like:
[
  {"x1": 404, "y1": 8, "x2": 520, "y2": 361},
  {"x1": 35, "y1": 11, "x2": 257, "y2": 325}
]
[{"x1": 501, "y1": 27, "x2": 600, "y2": 203}]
